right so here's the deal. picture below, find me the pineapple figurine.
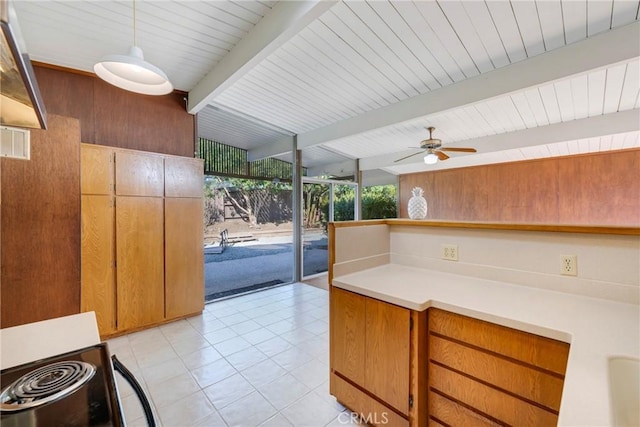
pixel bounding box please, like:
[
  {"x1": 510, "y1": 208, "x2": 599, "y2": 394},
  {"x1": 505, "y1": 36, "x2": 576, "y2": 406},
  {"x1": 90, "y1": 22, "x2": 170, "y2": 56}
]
[{"x1": 408, "y1": 187, "x2": 427, "y2": 219}]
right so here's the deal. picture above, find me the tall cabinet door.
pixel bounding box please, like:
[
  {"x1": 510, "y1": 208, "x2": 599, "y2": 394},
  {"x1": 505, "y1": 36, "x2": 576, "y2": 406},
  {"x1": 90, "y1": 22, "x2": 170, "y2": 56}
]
[
  {"x1": 81, "y1": 144, "x2": 116, "y2": 336},
  {"x1": 81, "y1": 194, "x2": 116, "y2": 335},
  {"x1": 116, "y1": 196, "x2": 165, "y2": 329},
  {"x1": 165, "y1": 197, "x2": 204, "y2": 318}
]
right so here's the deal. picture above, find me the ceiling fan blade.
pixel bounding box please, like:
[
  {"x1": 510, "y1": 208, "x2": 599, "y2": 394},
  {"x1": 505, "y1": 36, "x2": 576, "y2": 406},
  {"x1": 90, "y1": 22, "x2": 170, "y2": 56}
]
[
  {"x1": 436, "y1": 151, "x2": 450, "y2": 161},
  {"x1": 439, "y1": 147, "x2": 477, "y2": 153},
  {"x1": 394, "y1": 150, "x2": 425, "y2": 162}
]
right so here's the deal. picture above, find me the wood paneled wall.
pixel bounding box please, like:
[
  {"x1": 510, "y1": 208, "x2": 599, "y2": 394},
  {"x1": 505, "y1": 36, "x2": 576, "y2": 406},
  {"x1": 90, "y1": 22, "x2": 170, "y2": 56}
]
[
  {"x1": 1, "y1": 115, "x2": 81, "y2": 328},
  {"x1": 399, "y1": 149, "x2": 640, "y2": 226},
  {"x1": 33, "y1": 64, "x2": 195, "y2": 157}
]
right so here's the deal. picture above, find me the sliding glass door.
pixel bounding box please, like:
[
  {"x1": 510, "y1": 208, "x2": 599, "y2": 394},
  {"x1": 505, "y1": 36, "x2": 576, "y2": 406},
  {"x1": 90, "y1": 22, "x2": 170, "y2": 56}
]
[{"x1": 301, "y1": 178, "x2": 357, "y2": 279}]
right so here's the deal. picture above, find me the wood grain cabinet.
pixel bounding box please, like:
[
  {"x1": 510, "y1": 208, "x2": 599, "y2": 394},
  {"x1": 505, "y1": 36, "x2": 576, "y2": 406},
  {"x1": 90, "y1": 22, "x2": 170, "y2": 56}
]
[
  {"x1": 164, "y1": 156, "x2": 205, "y2": 318},
  {"x1": 329, "y1": 289, "x2": 570, "y2": 427},
  {"x1": 427, "y1": 309, "x2": 570, "y2": 426},
  {"x1": 81, "y1": 145, "x2": 116, "y2": 335},
  {"x1": 80, "y1": 143, "x2": 204, "y2": 337},
  {"x1": 116, "y1": 196, "x2": 165, "y2": 330},
  {"x1": 81, "y1": 194, "x2": 116, "y2": 335},
  {"x1": 330, "y1": 288, "x2": 418, "y2": 427}
]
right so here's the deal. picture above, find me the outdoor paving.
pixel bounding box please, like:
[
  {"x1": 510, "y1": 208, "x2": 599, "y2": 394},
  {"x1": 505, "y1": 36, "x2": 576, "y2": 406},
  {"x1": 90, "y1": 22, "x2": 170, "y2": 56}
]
[{"x1": 205, "y1": 233, "x2": 328, "y2": 300}]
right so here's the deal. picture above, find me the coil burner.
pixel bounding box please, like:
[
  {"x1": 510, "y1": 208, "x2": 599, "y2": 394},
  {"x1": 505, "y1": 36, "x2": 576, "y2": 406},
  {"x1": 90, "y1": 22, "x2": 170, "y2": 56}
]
[{"x1": 0, "y1": 360, "x2": 95, "y2": 412}]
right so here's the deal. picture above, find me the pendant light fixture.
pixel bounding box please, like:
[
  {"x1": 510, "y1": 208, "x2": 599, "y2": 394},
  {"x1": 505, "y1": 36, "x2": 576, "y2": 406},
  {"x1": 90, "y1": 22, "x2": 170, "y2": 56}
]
[{"x1": 94, "y1": 0, "x2": 172, "y2": 95}]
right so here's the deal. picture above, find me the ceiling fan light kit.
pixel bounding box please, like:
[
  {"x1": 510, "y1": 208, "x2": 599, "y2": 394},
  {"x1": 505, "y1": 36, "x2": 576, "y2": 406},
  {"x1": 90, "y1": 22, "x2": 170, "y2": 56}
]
[
  {"x1": 93, "y1": 0, "x2": 172, "y2": 95},
  {"x1": 395, "y1": 126, "x2": 477, "y2": 165},
  {"x1": 424, "y1": 152, "x2": 439, "y2": 164}
]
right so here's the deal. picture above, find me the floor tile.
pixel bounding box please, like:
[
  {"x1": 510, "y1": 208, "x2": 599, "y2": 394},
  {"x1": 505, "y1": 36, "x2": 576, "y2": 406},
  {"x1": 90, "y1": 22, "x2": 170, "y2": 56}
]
[
  {"x1": 241, "y1": 328, "x2": 277, "y2": 345},
  {"x1": 313, "y1": 388, "x2": 346, "y2": 412},
  {"x1": 241, "y1": 359, "x2": 287, "y2": 389},
  {"x1": 127, "y1": 327, "x2": 165, "y2": 346},
  {"x1": 225, "y1": 346, "x2": 268, "y2": 372},
  {"x1": 307, "y1": 307, "x2": 329, "y2": 320},
  {"x1": 181, "y1": 346, "x2": 223, "y2": 370},
  {"x1": 218, "y1": 312, "x2": 250, "y2": 326},
  {"x1": 122, "y1": 392, "x2": 145, "y2": 423},
  {"x1": 270, "y1": 346, "x2": 314, "y2": 372},
  {"x1": 190, "y1": 358, "x2": 237, "y2": 389},
  {"x1": 213, "y1": 336, "x2": 252, "y2": 357},
  {"x1": 148, "y1": 372, "x2": 200, "y2": 408},
  {"x1": 208, "y1": 306, "x2": 240, "y2": 318},
  {"x1": 203, "y1": 373, "x2": 256, "y2": 410},
  {"x1": 229, "y1": 319, "x2": 263, "y2": 335},
  {"x1": 279, "y1": 327, "x2": 317, "y2": 345},
  {"x1": 135, "y1": 346, "x2": 179, "y2": 370},
  {"x1": 251, "y1": 313, "x2": 283, "y2": 327},
  {"x1": 254, "y1": 336, "x2": 294, "y2": 357},
  {"x1": 194, "y1": 411, "x2": 228, "y2": 426},
  {"x1": 325, "y1": 412, "x2": 364, "y2": 426},
  {"x1": 218, "y1": 391, "x2": 277, "y2": 427},
  {"x1": 170, "y1": 335, "x2": 211, "y2": 357},
  {"x1": 265, "y1": 319, "x2": 295, "y2": 335},
  {"x1": 280, "y1": 391, "x2": 342, "y2": 427},
  {"x1": 196, "y1": 319, "x2": 227, "y2": 335},
  {"x1": 141, "y1": 357, "x2": 187, "y2": 385},
  {"x1": 157, "y1": 390, "x2": 216, "y2": 427},
  {"x1": 290, "y1": 359, "x2": 329, "y2": 389},
  {"x1": 203, "y1": 327, "x2": 238, "y2": 345},
  {"x1": 302, "y1": 319, "x2": 329, "y2": 335},
  {"x1": 106, "y1": 335, "x2": 130, "y2": 350},
  {"x1": 259, "y1": 413, "x2": 293, "y2": 426},
  {"x1": 257, "y1": 373, "x2": 310, "y2": 410},
  {"x1": 116, "y1": 283, "x2": 336, "y2": 427}
]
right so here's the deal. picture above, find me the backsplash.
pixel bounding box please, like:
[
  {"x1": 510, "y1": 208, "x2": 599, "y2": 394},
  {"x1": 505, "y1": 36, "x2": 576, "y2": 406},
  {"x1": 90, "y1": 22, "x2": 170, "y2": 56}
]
[{"x1": 390, "y1": 225, "x2": 639, "y2": 304}]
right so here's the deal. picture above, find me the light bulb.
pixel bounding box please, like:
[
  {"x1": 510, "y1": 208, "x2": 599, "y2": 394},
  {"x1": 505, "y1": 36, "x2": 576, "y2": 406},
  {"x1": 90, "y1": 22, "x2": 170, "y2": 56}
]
[{"x1": 424, "y1": 153, "x2": 438, "y2": 164}]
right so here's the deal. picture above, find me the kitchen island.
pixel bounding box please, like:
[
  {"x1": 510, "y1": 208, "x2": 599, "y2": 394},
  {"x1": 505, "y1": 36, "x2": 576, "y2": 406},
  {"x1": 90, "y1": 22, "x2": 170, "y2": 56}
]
[{"x1": 328, "y1": 220, "x2": 640, "y2": 426}]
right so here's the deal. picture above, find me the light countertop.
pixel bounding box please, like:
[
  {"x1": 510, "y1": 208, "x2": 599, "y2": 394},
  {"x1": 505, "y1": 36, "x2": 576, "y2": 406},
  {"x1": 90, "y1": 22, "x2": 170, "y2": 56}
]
[{"x1": 332, "y1": 264, "x2": 640, "y2": 426}]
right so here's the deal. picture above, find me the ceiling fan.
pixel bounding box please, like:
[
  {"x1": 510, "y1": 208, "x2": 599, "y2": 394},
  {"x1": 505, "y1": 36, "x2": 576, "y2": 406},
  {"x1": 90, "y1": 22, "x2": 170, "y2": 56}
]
[{"x1": 394, "y1": 127, "x2": 477, "y2": 164}]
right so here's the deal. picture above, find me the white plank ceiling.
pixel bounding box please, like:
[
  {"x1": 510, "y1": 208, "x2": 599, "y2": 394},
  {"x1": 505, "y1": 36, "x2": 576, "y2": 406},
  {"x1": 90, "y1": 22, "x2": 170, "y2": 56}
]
[{"x1": 13, "y1": 0, "x2": 640, "y2": 179}]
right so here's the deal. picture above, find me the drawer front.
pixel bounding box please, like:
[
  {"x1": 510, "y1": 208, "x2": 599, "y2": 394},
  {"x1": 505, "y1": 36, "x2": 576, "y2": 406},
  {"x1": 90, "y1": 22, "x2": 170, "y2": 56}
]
[
  {"x1": 427, "y1": 309, "x2": 569, "y2": 426},
  {"x1": 429, "y1": 335, "x2": 565, "y2": 411},
  {"x1": 429, "y1": 363, "x2": 558, "y2": 426},
  {"x1": 429, "y1": 308, "x2": 569, "y2": 375},
  {"x1": 428, "y1": 390, "x2": 499, "y2": 427}
]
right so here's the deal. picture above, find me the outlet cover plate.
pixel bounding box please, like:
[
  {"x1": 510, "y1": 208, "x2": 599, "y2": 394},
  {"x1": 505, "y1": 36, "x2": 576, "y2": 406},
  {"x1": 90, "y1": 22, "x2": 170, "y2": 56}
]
[
  {"x1": 561, "y1": 255, "x2": 577, "y2": 276},
  {"x1": 441, "y1": 244, "x2": 458, "y2": 261}
]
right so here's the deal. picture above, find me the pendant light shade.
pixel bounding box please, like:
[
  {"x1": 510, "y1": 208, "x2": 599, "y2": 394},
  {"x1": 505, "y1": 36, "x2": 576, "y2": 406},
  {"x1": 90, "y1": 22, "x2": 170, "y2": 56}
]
[
  {"x1": 93, "y1": 0, "x2": 172, "y2": 96},
  {"x1": 94, "y1": 46, "x2": 172, "y2": 95}
]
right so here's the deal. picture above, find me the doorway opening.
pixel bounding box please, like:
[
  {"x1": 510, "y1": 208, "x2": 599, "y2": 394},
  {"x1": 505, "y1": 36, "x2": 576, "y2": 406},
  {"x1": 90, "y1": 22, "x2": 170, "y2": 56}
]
[{"x1": 302, "y1": 178, "x2": 358, "y2": 280}]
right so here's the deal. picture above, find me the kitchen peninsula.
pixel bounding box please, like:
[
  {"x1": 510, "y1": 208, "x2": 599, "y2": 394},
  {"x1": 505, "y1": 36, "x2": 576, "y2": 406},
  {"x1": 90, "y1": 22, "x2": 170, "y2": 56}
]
[{"x1": 328, "y1": 220, "x2": 640, "y2": 426}]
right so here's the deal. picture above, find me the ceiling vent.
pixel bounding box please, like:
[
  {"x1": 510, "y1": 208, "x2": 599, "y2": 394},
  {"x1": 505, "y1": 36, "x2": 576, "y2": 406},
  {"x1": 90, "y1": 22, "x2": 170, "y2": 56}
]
[{"x1": 1, "y1": 125, "x2": 30, "y2": 160}]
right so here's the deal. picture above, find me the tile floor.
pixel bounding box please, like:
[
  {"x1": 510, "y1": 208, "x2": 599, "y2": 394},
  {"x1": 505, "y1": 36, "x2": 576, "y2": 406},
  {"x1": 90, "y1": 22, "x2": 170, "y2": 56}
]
[{"x1": 108, "y1": 283, "x2": 361, "y2": 427}]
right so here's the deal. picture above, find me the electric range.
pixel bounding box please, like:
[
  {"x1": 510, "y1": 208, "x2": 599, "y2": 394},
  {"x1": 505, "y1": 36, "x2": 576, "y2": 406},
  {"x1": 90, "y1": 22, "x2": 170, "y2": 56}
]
[{"x1": 0, "y1": 343, "x2": 124, "y2": 426}]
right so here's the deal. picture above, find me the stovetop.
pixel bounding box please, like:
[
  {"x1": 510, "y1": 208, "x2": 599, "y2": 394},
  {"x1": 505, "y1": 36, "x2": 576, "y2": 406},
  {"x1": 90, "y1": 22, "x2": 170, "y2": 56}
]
[{"x1": 0, "y1": 343, "x2": 124, "y2": 427}]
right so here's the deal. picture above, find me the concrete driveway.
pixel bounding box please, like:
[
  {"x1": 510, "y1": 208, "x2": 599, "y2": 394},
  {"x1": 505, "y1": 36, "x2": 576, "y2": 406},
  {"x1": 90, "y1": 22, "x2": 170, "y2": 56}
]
[{"x1": 204, "y1": 233, "x2": 328, "y2": 300}]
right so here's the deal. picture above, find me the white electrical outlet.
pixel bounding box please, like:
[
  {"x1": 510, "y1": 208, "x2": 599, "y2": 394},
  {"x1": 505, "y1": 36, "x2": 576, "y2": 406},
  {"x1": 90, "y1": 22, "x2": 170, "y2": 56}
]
[
  {"x1": 441, "y1": 244, "x2": 458, "y2": 261},
  {"x1": 561, "y1": 255, "x2": 577, "y2": 276}
]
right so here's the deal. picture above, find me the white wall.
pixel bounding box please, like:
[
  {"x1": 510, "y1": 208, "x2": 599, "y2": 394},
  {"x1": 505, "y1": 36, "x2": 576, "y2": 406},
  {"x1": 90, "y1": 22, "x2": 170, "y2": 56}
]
[{"x1": 390, "y1": 225, "x2": 639, "y2": 304}]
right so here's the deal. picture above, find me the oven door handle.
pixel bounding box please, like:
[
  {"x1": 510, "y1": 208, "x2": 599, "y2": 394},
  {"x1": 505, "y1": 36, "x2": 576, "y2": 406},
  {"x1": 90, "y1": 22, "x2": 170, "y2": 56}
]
[{"x1": 111, "y1": 355, "x2": 156, "y2": 427}]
